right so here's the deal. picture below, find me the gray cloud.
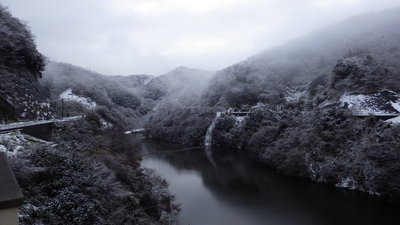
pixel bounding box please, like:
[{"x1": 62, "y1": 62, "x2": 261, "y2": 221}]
[{"x1": 2, "y1": 0, "x2": 399, "y2": 75}]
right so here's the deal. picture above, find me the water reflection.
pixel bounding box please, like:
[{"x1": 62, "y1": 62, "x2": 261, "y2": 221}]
[{"x1": 136, "y1": 138, "x2": 400, "y2": 225}]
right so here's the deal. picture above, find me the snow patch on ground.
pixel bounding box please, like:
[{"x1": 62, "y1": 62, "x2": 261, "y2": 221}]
[
  {"x1": 339, "y1": 92, "x2": 400, "y2": 116},
  {"x1": 20, "y1": 203, "x2": 40, "y2": 217},
  {"x1": 100, "y1": 119, "x2": 113, "y2": 129},
  {"x1": 336, "y1": 177, "x2": 357, "y2": 190},
  {"x1": 125, "y1": 128, "x2": 145, "y2": 134},
  {"x1": 340, "y1": 94, "x2": 377, "y2": 115},
  {"x1": 60, "y1": 88, "x2": 97, "y2": 110},
  {"x1": 0, "y1": 144, "x2": 7, "y2": 152},
  {"x1": 234, "y1": 116, "x2": 246, "y2": 125},
  {"x1": 285, "y1": 90, "x2": 306, "y2": 104},
  {"x1": 250, "y1": 103, "x2": 266, "y2": 110},
  {"x1": 0, "y1": 132, "x2": 52, "y2": 157},
  {"x1": 386, "y1": 116, "x2": 400, "y2": 124},
  {"x1": 152, "y1": 103, "x2": 160, "y2": 111},
  {"x1": 0, "y1": 132, "x2": 28, "y2": 156},
  {"x1": 319, "y1": 100, "x2": 334, "y2": 108},
  {"x1": 340, "y1": 94, "x2": 368, "y2": 107},
  {"x1": 391, "y1": 101, "x2": 400, "y2": 112},
  {"x1": 336, "y1": 177, "x2": 380, "y2": 195},
  {"x1": 39, "y1": 102, "x2": 51, "y2": 108}
]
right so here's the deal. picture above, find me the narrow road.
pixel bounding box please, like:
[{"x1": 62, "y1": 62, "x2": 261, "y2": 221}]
[{"x1": 0, "y1": 116, "x2": 82, "y2": 132}]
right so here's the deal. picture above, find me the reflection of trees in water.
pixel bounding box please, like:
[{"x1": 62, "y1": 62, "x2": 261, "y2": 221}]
[{"x1": 140, "y1": 142, "x2": 400, "y2": 225}]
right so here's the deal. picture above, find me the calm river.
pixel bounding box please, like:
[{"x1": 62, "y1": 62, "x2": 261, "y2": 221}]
[{"x1": 134, "y1": 137, "x2": 400, "y2": 225}]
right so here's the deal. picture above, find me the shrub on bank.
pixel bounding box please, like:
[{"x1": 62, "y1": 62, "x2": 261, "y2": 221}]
[{"x1": 10, "y1": 118, "x2": 179, "y2": 225}]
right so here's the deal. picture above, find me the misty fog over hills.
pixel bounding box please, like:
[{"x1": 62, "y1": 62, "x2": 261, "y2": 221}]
[
  {"x1": 146, "y1": 6, "x2": 400, "y2": 204},
  {"x1": 1, "y1": 2, "x2": 400, "y2": 225},
  {"x1": 206, "y1": 7, "x2": 400, "y2": 106}
]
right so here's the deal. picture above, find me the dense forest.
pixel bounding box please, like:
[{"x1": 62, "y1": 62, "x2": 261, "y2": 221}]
[
  {"x1": 40, "y1": 61, "x2": 214, "y2": 130},
  {"x1": 10, "y1": 116, "x2": 179, "y2": 225},
  {"x1": 145, "y1": 7, "x2": 400, "y2": 202},
  {"x1": 41, "y1": 61, "x2": 149, "y2": 129},
  {"x1": 0, "y1": 5, "x2": 51, "y2": 122},
  {"x1": 0, "y1": 4, "x2": 179, "y2": 225},
  {"x1": 2, "y1": 2, "x2": 400, "y2": 224}
]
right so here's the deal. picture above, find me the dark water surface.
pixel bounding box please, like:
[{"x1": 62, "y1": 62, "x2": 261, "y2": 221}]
[{"x1": 135, "y1": 138, "x2": 400, "y2": 225}]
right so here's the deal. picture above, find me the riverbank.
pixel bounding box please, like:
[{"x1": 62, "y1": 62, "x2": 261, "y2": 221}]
[
  {"x1": 145, "y1": 104, "x2": 400, "y2": 204},
  {"x1": 137, "y1": 138, "x2": 400, "y2": 225},
  {"x1": 1, "y1": 116, "x2": 179, "y2": 225},
  {"x1": 210, "y1": 107, "x2": 400, "y2": 204}
]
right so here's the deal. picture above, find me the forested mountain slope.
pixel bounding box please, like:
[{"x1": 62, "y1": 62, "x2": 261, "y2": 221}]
[
  {"x1": 41, "y1": 61, "x2": 214, "y2": 129},
  {"x1": 145, "y1": 7, "x2": 400, "y2": 201},
  {"x1": 143, "y1": 66, "x2": 214, "y2": 102},
  {"x1": 112, "y1": 74, "x2": 154, "y2": 92},
  {"x1": 205, "y1": 7, "x2": 400, "y2": 108},
  {"x1": 0, "y1": 4, "x2": 180, "y2": 224},
  {"x1": 146, "y1": 7, "x2": 400, "y2": 144},
  {"x1": 0, "y1": 5, "x2": 52, "y2": 122},
  {"x1": 144, "y1": 67, "x2": 215, "y2": 143},
  {"x1": 41, "y1": 61, "x2": 151, "y2": 128}
]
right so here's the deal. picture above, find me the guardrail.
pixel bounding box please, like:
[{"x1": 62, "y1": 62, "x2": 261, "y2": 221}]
[{"x1": 0, "y1": 116, "x2": 82, "y2": 133}]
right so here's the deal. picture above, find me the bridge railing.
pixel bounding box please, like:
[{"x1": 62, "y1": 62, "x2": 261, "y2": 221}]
[
  {"x1": 138, "y1": 145, "x2": 204, "y2": 158},
  {"x1": 0, "y1": 116, "x2": 82, "y2": 133},
  {"x1": 350, "y1": 109, "x2": 400, "y2": 117}
]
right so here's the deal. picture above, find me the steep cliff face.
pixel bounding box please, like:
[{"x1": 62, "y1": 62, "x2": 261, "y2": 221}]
[{"x1": 0, "y1": 5, "x2": 52, "y2": 122}]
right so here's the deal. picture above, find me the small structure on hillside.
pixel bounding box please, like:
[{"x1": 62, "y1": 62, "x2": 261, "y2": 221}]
[{"x1": 0, "y1": 153, "x2": 24, "y2": 225}]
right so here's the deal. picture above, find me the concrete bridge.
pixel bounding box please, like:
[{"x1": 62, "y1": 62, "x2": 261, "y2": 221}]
[
  {"x1": 0, "y1": 116, "x2": 82, "y2": 140},
  {"x1": 0, "y1": 116, "x2": 82, "y2": 132}
]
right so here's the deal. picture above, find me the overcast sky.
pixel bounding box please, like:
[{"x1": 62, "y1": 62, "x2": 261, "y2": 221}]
[{"x1": 2, "y1": 0, "x2": 399, "y2": 75}]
